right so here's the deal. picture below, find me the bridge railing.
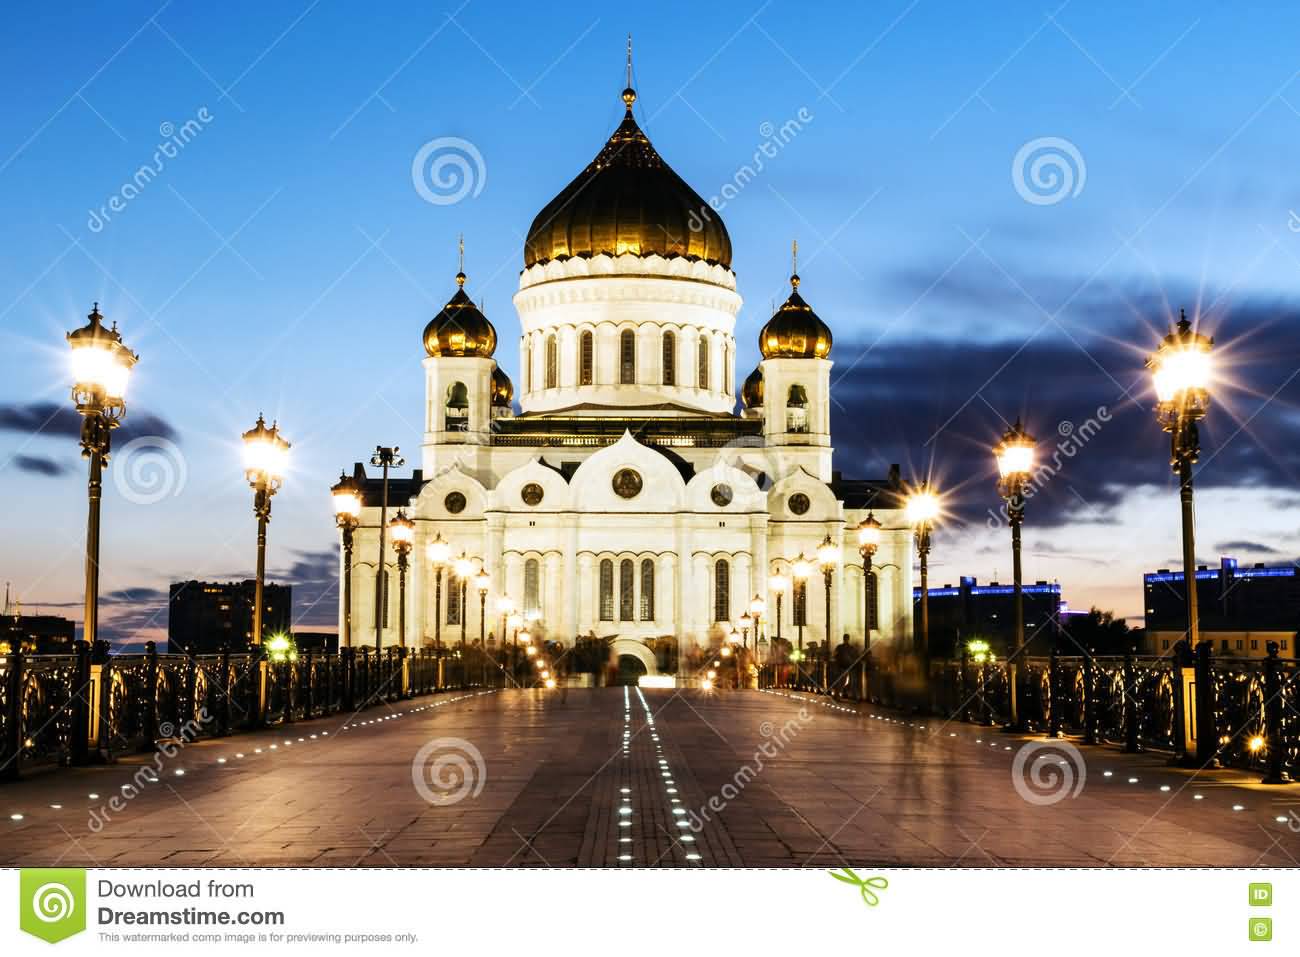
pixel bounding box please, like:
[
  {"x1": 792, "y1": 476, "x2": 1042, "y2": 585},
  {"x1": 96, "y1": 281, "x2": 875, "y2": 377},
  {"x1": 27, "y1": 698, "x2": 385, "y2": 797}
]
[
  {"x1": 758, "y1": 641, "x2": 1299, "y2": 785},
  {"x1": 0, "y1": 641, "x2": 501, "y2": 782}
]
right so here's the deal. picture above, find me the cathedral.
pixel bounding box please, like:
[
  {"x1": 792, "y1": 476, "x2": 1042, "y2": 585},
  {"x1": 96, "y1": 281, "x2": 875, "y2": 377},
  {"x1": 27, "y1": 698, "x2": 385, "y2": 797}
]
[{"x1": 335, "y1": 73, "x2": 914, "y2": 676}]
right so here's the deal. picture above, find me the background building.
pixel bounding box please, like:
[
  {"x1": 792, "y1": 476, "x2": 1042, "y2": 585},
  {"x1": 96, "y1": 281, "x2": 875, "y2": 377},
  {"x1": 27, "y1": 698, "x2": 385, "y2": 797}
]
[
  {"x1": 0, "y1": 587, "x2": 75, "y2": 654},
  {"x1": 168, "y1": 580, "x2": 291, "y2": 654},
  {"x1": 914, "y1": 576, "x2": 1062, "y2": 658},
  {"x1": 1144, "y1": 556, "x2": 1299, "y2": 657}
]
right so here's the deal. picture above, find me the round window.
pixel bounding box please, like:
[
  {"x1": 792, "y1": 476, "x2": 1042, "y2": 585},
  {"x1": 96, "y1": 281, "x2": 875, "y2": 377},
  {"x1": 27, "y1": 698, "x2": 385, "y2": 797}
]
[
  {"x1": 710, "y1": 483, "x2": 734, "y2": 507},
  {"x1": 612, "y1": 468, "x2": 643, "y2": 499},
  {"x1": 444, "y1": 491, "x2": 467, "y2": 514},
  {"x1": 788, "y1": 492, "x2": 811, "y2": 515},
  {"x1": 521, "y1": 483, "x2": 544, "y2": 506}
]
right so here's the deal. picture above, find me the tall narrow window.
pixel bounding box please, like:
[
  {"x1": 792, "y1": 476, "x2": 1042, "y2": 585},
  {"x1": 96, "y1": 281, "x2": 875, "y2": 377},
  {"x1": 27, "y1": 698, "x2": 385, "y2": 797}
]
[
  {"x1": 865, "y1": 571, "x2": 879, "y2": 630},
  {"x1": 713, "y1": 559, "x2": 730, "y2": 622},
  {"x1": 379, "y1": 570, "x2": 390, "y2": 628},
  {"x1": 447, "y1": 573, "x2": 462, "y2": 625},
  {"x1": 524, "y1": 558, "x2": 541, "y2": 618},
  {"x1": 619, "y1": 559, "x2": 635, "y2": 621},
  {"x1": 724, "y1": 344, "x2": 732, "y2": 395},
  {"x1": 545, "y1": 335, "x2": 558, "y2": 389},
  {"x1": 662, "y1": 331, "x2": 676, "y2": 386},
  {"x1": 599, "y1": 559, "x2": 614, "y2": 621},
  {"x1": 620, "y1": 330, "x2": 636, "y2": 384},
  {"x1": 445, "y1": 381, "x2": 469, "y2": 432},
  {"x1": 580, "y1": 330, "x2": 594, "y2": 385},
  {"x1": 793, "y1": 579, "x2": 807, "y2": 627},
  {"x1": 640, "y1": 558, "x2": 655, "y2": 621},
  {"x1": 697, "y1": 335, "x2": 710, "y2": 390},
  {"x1": 524, "y1": 339, "x2": 532, "y2": 392}
]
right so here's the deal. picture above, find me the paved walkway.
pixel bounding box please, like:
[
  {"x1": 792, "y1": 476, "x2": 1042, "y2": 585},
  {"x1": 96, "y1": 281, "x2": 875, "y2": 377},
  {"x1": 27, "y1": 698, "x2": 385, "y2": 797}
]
[{"x1": 2, "y1": 687, "x2": 1297, "y2": 867}]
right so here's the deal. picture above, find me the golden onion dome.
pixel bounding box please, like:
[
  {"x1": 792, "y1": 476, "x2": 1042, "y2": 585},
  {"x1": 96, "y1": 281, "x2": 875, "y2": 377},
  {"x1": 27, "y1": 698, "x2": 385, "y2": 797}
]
[
  {"x1": 741, "y1": 365, "x2": 764, "y2": 408},
  {"x1": 422, "y1": 270, "x2": 497, "y2": 358},
  {"x1": 522, "y1": 83, "x2": 732, "y2": 270},
  {"x1": 759, "y1": 273, "x2": 832, "y2": 360},
  {"x1": 491, "y1": 365, "x2": 514, "y2": 407}
]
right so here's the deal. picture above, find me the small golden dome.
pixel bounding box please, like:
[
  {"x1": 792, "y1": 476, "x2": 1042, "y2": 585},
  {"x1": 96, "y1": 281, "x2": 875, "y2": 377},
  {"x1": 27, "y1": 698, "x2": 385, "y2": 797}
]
[
  {"x1": 759, "y1": 273, "x2": 832, "y2": 359},
  {"x1": 741, "y1": 365, "x2": 764, "y2": 408},
  {"x1": 522, "y1": 83, "x2": 731, "y2": 269},
  {"x1": 423, "y1": 270, "x2": 497, "y2": 358},
  {"x1": 491, "y1": 365, "x2": 514, "y2": 407}
]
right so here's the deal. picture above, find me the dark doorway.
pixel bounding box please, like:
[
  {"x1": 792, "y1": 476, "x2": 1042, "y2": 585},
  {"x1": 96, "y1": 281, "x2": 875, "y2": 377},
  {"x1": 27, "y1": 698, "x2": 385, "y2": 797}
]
[{"x1": 615, "y1": 654, "x2": 647, "y2": 686}]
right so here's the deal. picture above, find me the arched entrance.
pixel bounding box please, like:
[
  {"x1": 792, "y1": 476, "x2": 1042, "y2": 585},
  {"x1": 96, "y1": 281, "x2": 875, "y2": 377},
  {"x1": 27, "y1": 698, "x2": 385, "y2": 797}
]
[{"x1": 609, "y1": 637, "x2": 658, "y2": 680}]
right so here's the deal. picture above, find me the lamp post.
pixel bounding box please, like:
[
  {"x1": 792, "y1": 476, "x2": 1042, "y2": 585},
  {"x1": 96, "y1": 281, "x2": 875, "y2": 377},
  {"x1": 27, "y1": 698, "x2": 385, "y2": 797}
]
[
  {"x1": 1148, "y1": 310, "x2": 1213, "y2": 654},
  {"x1": 768, "y1": 571, "x2": 789, "y2": 648},
  {"x1": 241, "y1": 414, "x2": 290, "y2": 648},
  {"x1": 369, "y1": 446, "x2": 404, "y2": 651},
  {"x1": 475, "y1": 569, "x2": 490, "y2": 685},
  {"x1": 453, "y1": 552, "x2": 475, "y2": 664},
  {"x1": 791, "y1": 554, "x2": 812, "y2": 688},
  {"x1": 856, "y1": 512, "x2": 881, "y2": 653},
  {"x1": 905, "y1": 486, "x2": 941, "y2": 659},
  {"x1": 994, "y1": 419, "x2": 1036, "y2": 731},
  {"x1": 67, "y1": 304, "x2": 137, "y2": 651},
  {"x1": 388, "y1": 510, "x2": 414, "y2": 649},
  {"x1": 817, "y1": 534, "x2": 838, "y2": 687},
  {"x1": 426, "y1": 533, "x2": 450, "y2": 653},
  {"x1": 331, "y1": 473, "x2": 362, "y2": 648},
  {"x1": 749, "y1": 595, "x2": 766, "y2": 664}
]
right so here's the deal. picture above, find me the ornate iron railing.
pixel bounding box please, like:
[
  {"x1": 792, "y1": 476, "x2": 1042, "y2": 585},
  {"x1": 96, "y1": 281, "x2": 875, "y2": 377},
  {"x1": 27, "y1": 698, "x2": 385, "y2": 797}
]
[
  {"x1": 758, "y1": 640, "x2": 1299, "y2": 784},
  {"x1": 1, "y1": 641, "x2": 503, "y2": 782}
]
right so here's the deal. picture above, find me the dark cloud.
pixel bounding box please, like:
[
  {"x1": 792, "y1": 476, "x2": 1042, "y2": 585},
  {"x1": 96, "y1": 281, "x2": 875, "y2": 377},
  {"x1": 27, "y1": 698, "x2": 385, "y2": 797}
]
[
  {"x1": 276, "y1": 548, "x2": 338, "y2": 630},
  {"x1": 0, "y1": 401, "x2": 179, "y2": 445},
  {"x1": 829, "y1": 285, "x2": 1300, "y2": 530},
  {"x1": 11, "y1": 453, "x2": 70, "y2": 476},
  {"x1": 1213, "y1": 540, "x2": 1284, "y2": 556}
]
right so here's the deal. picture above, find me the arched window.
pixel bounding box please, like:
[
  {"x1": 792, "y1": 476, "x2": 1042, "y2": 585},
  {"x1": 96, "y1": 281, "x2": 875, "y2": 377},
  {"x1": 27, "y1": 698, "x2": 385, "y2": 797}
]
[
  {"x1": 697, "y1": 335, "x2": 710, "y2": 390},
  {"x1": 640, "y1": 558, "x2": 655, "y2": 621},
  {"x1": 545, "y1": 335, "x2": 558, "y2": 389},
  {"x1": 445, "y1": 381, "x2": 469, "y2": 432},
  {"x1": 786, "y1": 383, "x2": 809, "y2": 434},
  {"x1": 447, "y1": 572, "x2": 462, "y2": 625},
  {"x1": 724, "y1": 344, "x2": 732, "y2": 395},
  {"x1": 599, "y1": 559, "x2": 614, "y2": 621},
  {"x1": 579, "y1": 330, "x2": 594, "y2": 385},
  {"x1": 865, "y1": 570, "x2": 879, "y2": 631},
  {"x1": 793, "y1": 578, "x2": 807, "y2": 627},
  {"x1": 619, "y1": 559, "x2": 635, "y2": 621},
  {"x1": 662, "y1": 331, "x2": 676, "y2": 386},
  {"x1": 713, "y1": 559, "x2": 730, "y2": 622},
  {"x1": 524, "y1": 339, "x2": 532, "y2": 392},
  {"x1": 524, "y1": 558, "x2": 541, "y2": 618},
  {"x1": 620, "y1": 330, "x2": 636, "y2": 384}
]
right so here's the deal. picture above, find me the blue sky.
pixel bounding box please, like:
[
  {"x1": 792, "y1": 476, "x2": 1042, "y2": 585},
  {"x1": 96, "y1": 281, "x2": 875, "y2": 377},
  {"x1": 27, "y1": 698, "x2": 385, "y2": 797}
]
[{"x1": 3, "y1": 1, "x2": 1300, "y2": 643}]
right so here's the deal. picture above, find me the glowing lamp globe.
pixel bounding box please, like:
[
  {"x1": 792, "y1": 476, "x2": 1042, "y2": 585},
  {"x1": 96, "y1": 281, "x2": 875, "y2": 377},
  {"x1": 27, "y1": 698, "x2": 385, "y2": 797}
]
[
  {"x1": 905, "y1": 488, "x2": 940, "y2": 526},
  {"x1": 331, "y1": 472, "x2": 361, "y2": 523},
  {"x1": 426, "y1": 534, "x2": 451, "y2": 566},
  {"x1": 994, "y1": 420, "x2": 1036, "y2": 480}
]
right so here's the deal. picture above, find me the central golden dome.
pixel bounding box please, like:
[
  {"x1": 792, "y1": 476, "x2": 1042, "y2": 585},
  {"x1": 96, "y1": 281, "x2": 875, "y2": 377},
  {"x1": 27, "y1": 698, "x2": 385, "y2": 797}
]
[{"x1": 523, "y1": 85, "x2": 732, "y2": 270}]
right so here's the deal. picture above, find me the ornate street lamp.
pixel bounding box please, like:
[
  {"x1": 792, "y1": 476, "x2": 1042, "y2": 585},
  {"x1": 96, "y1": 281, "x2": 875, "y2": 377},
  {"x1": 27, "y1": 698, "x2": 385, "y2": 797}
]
[
  {"x1": 1147, "y1": 310, "x2": 1213, "y2": 652},
  {"x1": 331, "y1": 472, "x2": 362, "y2": 648},
  {"x1": 768, "y1": 571, "x2": 789, "y2": 651},
  {"x1": 67, "y1": 304, "x2": 137, "y2": 650},
  {"x1": 241, "y1": 414, "x2": 290, "y2": 647},
  {"x1": 856, "y1": 512, "x2": 882, "y2": 653},
  {"x1": 369, "y1": 446, "x2": 404, "y2": 652},
  {"x1": 474, "y1": 568, "x2": 490, "y2": 685},
  {"x1": 905, "y1": 485, "x2": 941, "y2": 658},
  {"x1": 817, "y1": 534, "x2": 838, "y2": 679},
  {"x1": 749, "y1": 595, "x2": 766, "y2": 662},
  {"x1": 388, "y1": 510, "x2": 414, "y2": 649},
  {"x1": 994, "y1": 419, "x2": 1036, "y2": 730},
  {"x1": 426, "y1": 532, "x2": 451, "y2": 652}
]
